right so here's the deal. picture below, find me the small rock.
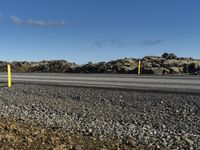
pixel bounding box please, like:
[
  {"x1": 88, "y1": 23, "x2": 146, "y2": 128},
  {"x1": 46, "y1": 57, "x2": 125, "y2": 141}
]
[
  {"x1": 75, "y1": 145, "x2": 82, "y2": 150},
  {"x1": 129, "y1": 138, "x2": 137, "y2": 147}
]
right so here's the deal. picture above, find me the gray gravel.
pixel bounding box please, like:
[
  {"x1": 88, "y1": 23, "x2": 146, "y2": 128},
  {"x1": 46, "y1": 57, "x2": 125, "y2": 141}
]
[{"x1": 0, "y1": 84, "x2": 200, "y2": 149}]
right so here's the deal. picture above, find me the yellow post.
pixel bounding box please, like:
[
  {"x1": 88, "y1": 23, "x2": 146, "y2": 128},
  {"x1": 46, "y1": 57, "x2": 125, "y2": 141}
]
[
  {"x1": 7, "y1": 64, "x2": 12, "y2": 88},
  {"x1": 138, "y1": 60, "x2": 141, "y2": 76}
]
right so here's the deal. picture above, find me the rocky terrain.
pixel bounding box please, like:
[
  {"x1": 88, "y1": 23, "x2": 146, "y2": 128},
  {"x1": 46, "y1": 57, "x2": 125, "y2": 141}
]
[
  {"x1": 0, "y1": 84, "x2": 200, "y2": 149},
  {"x1": 1, "y1": 53, "x2": 200, "y2": 75},
  {"x1": 0, "y1": 60, "x2": 78, "y2": 73}
]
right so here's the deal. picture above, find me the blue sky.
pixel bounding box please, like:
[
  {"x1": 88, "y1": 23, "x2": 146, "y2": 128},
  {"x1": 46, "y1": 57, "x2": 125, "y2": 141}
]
[{"x1": 0, "y1": 0, "x2": 199, "y2": 64}]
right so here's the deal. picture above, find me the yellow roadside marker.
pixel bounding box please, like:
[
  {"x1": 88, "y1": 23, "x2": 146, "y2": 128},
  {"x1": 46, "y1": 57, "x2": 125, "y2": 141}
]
[
  {"x1": 138, "y1": 60, "x2": 141, "y2": 76},
  {"x1": 7, "y1": 64, "x2": 12, "y2": 88}
]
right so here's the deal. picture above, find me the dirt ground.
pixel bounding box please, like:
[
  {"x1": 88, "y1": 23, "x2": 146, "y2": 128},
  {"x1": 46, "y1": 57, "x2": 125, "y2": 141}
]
[{"x1": 0, "y1": 117, "x2": 136, "y2": 150}]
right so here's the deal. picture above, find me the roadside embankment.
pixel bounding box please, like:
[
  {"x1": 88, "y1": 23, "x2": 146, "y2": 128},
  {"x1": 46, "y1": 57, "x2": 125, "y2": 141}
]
[{"x1": 0, "y1": 84, "x2": 199, "y2": 149}]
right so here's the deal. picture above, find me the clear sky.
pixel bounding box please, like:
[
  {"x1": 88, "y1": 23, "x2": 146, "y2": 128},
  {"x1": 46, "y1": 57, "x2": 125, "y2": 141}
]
[{"x1": 0, "y1": 0, "x2": 199, "y2": 64}]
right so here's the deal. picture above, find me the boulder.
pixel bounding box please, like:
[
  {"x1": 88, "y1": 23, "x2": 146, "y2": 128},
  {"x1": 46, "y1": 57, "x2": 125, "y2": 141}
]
[
  {"x1": 120, "y1": 66, "x2": 136, "y2": 74},
  {"x1": 142, "y1": 67, "x2": 170, "y2": 75},
  {"x1": 169, "y1": 67, "x2": 183, "y2": 74},
  {"x1": 188, "y1": 62, "x2": 200, "y2": 74},
  {"x1": 152, "y1": 63, "x2": 161, "y2": 68},
  {"x1": 162, "y1": 53, "x2": 177, "y2": 59}
]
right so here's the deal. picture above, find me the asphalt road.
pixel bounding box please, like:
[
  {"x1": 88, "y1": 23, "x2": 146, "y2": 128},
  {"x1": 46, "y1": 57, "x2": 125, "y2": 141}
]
[{"x1": 0, "y1": 73, "x2": 200, "y2": 93}]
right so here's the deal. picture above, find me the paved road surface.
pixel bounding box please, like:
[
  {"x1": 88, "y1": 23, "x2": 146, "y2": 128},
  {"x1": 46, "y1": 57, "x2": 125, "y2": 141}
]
[{"x1": 0, "y1": 73, "x2": 200, "y2": 93}]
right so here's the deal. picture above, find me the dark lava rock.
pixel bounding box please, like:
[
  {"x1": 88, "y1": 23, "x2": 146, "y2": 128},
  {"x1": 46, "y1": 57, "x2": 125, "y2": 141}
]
[
  {"x1": 162, "y1": 52, "x2": 177, "y2": 59},
  {"x1": 1, "y1": 53, "x2": 200, "y2": 75}
]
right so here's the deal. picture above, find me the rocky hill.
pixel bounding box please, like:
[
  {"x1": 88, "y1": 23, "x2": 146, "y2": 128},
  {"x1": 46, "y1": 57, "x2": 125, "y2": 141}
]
[
  {"x1": 0, "y1": 60, "x2": 78, "y2": 73},
  {"x1": 1, "y1": 53, "x2": 200, "y2": 75}
]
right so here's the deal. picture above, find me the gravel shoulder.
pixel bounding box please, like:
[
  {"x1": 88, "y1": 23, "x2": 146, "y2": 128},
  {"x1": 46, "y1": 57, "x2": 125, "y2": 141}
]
[{"x1": 0, "y1": 84, "x2": 200, "y2": 149}]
